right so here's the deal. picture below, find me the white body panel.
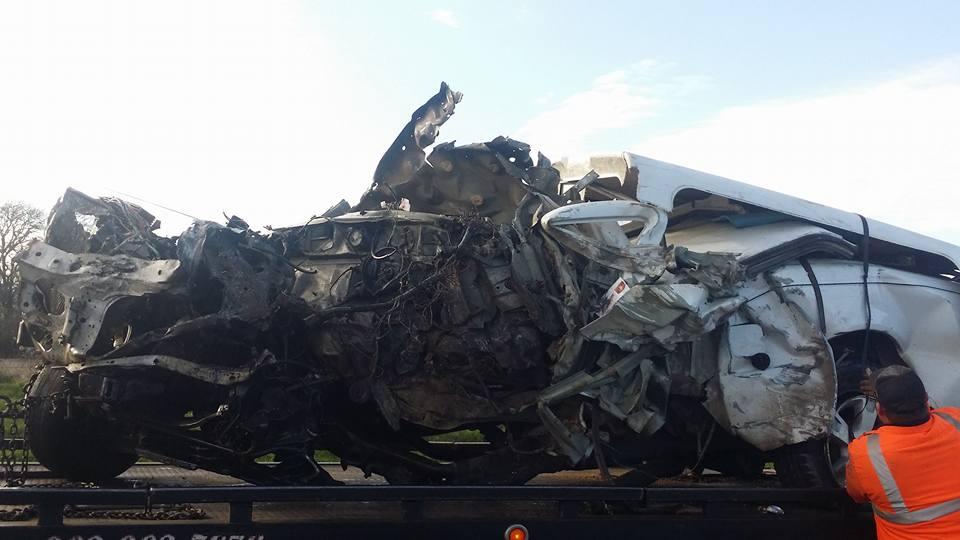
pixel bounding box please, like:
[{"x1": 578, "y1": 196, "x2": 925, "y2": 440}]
[
  {"x1": 757, "y1": 261, "x2": 960, "y2": 407},
  {"x1": 556, "y1": 153, "x2": 960, "y2": 271},
  {"x1": 558, "y1": 153, "x2": 960, "y2": 451}
]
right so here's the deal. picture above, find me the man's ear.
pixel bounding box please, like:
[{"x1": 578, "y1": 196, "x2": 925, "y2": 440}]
[{"x1": 877, "y1": 403, "x2": 890, "y2": 425}]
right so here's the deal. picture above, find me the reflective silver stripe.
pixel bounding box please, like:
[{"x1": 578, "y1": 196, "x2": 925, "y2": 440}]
[
  {"x1": 866, "y1": 433, "x2": 909, "y2": 513},
  {"x1": 874, "y1": 498, "x2": 960, "y2": 525},
  {"x1": 934, "y1": 411, "x2": 960, "y2": 432},
  {"x1": 867, "y1": 412, "x2": 960, "y2": 525}
]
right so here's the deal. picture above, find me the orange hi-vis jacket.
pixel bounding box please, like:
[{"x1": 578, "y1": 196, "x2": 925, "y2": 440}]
[{"x1": 846, "y1": 407, "x2": 960, "y2": 540}]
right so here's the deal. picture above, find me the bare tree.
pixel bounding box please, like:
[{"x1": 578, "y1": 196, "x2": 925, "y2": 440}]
[{"x1": 0, "y1": 202, "x2": 45, "y2": 354}]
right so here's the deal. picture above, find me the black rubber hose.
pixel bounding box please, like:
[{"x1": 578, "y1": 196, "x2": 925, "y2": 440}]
[
  {"x1": 800, "y1": 257, "x2": 826, "y2": 334},
  {"x1": 857, "y1": 214, "x2": 872, "y2": 368}
]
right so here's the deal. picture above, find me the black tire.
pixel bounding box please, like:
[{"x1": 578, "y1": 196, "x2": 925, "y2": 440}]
[
  {"x1": 26, "y1": 367, "x2": 138, "y2": 482},
  {"x1": 774, "y1": 438, "x2": 836, "y2": 487}
]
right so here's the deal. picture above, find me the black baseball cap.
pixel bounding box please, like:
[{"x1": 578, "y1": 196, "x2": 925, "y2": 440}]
[{"x1": 874, "y1": 365, "x2": 928, "y2": 416}]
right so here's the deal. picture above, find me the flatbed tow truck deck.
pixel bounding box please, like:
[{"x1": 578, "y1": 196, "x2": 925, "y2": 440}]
[{"x1": 0, "y1": 464, "x2": 875, "y2": 540}]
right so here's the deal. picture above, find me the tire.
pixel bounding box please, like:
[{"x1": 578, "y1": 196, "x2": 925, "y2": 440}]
[
  {"x1": 26, "y1": 367, "x2": 138, "y2": 482},
  {"x1": 777, "y1": 393, "x2": 881, "y2": 488},
  {"x1": 774, "y1": 334, "x2": 900, "y2": 487},
  {"x1": 774, "y1": 438, "x2": 836, "y2": 487}
]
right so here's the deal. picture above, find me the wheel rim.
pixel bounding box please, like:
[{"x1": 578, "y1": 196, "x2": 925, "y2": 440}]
[{"x1": 828, "y1": 394, "x2": 878, "y2": 486}]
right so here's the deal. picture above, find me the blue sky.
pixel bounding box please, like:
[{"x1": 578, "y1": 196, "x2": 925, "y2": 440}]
[
  {"x1": 305, "y1": 1, "x2": 960, "y2": 148},
  {"x1": 1, "y1": 1, "x2": 958, "y2": 242}
]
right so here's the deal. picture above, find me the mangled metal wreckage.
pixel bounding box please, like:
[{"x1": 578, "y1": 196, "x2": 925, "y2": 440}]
[{"x1": 16, "y1": 83, "x2": 960, "y2": 487}]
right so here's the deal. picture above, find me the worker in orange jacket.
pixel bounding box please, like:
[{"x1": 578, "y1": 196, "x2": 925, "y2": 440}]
[{"x1": 846, "y1": 365, "x2": 960, "y2": 539}]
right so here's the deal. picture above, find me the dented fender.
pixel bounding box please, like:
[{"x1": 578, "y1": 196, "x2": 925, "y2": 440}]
[
  {"x1": 17, "y1": 240, "x2": 182, "y2": 357},
  {"x1": 707, "y1": 275, "x2": 837, "y2": 451}
]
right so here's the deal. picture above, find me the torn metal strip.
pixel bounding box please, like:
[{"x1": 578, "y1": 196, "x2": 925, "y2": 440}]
[{"x1": 66, "y1": 351, "x2": 277, "y2": 386}]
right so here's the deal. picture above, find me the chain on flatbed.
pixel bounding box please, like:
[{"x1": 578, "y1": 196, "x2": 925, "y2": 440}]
[
  {"x1": 0, "y1": 502, "x2": 207, "y2": 522},
  {"x1": 0, "y1": 364, "x2": 37, "y2": 487},
  {"x1": 0, "y1": 505, "x2": 35, "y2": 521},
  {"x1": 63, "y1": 503, "x2": 207, "y2": 521},
  {"x1": 0, "y1": 364, "x2": 38, "y2": 521}
]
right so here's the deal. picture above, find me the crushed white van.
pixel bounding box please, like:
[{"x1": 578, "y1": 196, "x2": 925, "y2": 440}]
[{"x1": 16, "y1": 83, "x2": 960, "y2": 487}]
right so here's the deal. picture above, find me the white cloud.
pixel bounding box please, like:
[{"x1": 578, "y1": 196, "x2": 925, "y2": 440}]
[
  {"x1": 635, "y1": 59, "x2": 960, "y2": 244},
  {"x1": 430, "y1": 9, "x2": 460, "y2": 29},
  {"x1": 533, "y1": 92, "x2": 555, "y2": 106},
  {"x1": 0, "y1": 1, "x2": 389, "y2": 234},
  {"x1": 514, "y1": 61, "x2": 705, "y2": 159}
]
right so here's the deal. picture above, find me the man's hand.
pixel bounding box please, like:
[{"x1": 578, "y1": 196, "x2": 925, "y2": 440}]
[{"x1": 859, "y1": 367, "x2": 877, "y2": 398}]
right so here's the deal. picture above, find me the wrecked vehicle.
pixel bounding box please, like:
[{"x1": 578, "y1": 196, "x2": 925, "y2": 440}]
[{"x1": 15, "y1": 83, "x2": 960, "y2": 487}]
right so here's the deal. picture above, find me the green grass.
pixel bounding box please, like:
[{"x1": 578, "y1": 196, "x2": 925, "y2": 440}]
[
  {"x1": 314, "y1": 450, "x2": 338, "y2": 462},
  {"x1": 426, "y1": 429, "x2": 484, "y2": 443},
  {"x1": 267, "y1": 431, "x2": 483, "y2": 466},
  {"x1": 254, "y1": 450, "x2": 340, "y2": 464},
  {"x1": 0, "y1": 375, "x2": 25, "y2": 405},
  {"x1": 309, "y1": 430, "x2": 482, "y2": 465},
  {"x1": 306, "y1": 431, "x2": 482, "y2": 466},
  {"x1": 0, "y1": 373, "x2": 31, "y2": 462}
]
